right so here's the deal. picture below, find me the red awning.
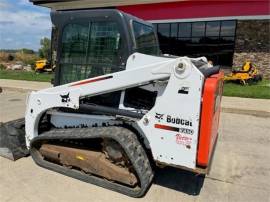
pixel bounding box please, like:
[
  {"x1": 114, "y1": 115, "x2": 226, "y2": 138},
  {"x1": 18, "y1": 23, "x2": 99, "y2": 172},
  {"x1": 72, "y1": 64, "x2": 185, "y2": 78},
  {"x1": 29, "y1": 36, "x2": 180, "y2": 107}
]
[{"x1": 118, "y1": 1, "x2": 270, "y2": 21}]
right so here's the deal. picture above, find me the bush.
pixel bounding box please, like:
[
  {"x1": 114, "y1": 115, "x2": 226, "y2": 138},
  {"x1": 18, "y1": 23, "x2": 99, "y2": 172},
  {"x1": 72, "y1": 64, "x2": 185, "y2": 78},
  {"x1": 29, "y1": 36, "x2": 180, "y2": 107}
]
[
  {"x1": 0, "y1": 64, "x2": 6, "y2": 70},
  {"x1": 15, "y1": 52, "x2": 39, "y2": 67},
  {"x1": 0, "y1": 52, "x2": 9, "y2": 62},
  {"x1": 0, "y1": 52, "x2": 15, "y2": 62}
]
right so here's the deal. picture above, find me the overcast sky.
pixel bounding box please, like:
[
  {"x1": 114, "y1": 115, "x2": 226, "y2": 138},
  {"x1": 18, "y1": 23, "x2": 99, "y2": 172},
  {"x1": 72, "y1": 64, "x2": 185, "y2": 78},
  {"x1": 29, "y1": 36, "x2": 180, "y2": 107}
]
[{"x1": 0, "y1": 0, "x2": 51, "y2": 51}]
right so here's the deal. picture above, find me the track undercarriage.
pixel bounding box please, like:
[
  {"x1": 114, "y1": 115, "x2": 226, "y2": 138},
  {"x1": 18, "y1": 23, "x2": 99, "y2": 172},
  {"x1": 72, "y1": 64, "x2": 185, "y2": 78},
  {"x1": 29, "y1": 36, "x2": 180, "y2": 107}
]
[{"x1": 30, "y1": 126, "x2": 154, "y2": 197}]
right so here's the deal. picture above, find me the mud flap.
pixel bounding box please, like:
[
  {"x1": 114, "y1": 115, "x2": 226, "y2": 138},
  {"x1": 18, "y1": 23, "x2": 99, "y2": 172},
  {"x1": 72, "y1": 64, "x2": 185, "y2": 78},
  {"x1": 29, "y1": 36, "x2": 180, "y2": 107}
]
[{"x1": 0, "y1": 118, "x2": 29, "y2": 160}]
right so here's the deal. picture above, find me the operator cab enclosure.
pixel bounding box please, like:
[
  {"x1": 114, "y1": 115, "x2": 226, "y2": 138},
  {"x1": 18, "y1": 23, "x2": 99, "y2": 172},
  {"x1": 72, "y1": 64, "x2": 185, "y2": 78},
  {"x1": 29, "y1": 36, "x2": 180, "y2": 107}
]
[{"x1": 51, "y1": 9, "x2": 160, "y2": 86}]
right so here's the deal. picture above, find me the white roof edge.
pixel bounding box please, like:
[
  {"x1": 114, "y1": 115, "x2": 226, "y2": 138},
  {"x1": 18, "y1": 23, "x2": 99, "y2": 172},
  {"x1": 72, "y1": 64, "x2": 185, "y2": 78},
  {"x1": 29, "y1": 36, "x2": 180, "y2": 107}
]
[{"x1": 37, "y1": 0, "x2": 186, "y2": 10}]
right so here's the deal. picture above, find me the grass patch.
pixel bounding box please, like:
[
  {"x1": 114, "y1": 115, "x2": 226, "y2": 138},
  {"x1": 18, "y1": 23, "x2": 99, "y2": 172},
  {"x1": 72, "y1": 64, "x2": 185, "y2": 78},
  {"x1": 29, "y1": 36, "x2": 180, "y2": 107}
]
[
  {"x1": 0, "y1": 69, "x2": 52, "y2": 82},
  {"x1": 223, "y1": 80, "x2": 270, "y2": 99}
]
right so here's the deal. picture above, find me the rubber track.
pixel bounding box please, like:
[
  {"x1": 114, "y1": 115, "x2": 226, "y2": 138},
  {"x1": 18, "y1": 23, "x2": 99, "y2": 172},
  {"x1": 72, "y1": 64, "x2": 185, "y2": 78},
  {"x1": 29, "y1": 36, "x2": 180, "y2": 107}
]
[{"x1": 30, "y1": 126, "x2": 154, "y2": 197}]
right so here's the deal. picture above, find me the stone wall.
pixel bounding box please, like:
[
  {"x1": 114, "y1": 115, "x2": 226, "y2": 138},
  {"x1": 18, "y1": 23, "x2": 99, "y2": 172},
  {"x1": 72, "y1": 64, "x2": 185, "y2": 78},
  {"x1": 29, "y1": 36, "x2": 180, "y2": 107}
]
[{"x1": 233, "y1": 20, "x2": 270, "y2": 79}]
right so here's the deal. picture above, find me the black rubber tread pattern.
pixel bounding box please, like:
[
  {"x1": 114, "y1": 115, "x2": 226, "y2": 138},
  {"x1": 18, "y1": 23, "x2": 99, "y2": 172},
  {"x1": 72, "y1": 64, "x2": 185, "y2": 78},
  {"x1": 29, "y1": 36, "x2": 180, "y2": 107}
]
[{"x1": 30, "y1": 126, "x2": 154, "y2": 197}]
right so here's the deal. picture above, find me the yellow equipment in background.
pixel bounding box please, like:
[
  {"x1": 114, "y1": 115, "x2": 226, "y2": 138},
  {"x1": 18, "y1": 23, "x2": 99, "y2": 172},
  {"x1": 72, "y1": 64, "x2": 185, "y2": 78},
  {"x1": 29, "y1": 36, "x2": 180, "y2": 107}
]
[
  {"x1": 224, "y1": 62, "x2": 263, "y2": 84},
  {"x1": 35, "y1": 59, "x2": 52, "y2": 72}
]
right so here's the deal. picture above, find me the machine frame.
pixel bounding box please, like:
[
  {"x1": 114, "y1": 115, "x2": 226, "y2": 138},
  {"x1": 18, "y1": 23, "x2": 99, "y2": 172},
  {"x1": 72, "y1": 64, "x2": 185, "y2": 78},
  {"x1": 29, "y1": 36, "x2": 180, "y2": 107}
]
[{"x1": 25, "y1": 53, "x2": 209, "y2": 170}]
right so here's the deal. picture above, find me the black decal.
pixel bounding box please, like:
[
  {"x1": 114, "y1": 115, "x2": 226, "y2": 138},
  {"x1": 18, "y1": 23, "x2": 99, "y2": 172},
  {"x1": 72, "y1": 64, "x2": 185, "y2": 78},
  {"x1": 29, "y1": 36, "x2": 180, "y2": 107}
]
[
  {"x1": 155, "y1": 124, "x2": 194, "y2": 136},
  {"x1": 155, "y1": 113, "x2": 164, "y2": 121},
  {"x1": 167, "y1": 115, "x2": 171, "y2": 122},
  {"x1": 166, "y1": 115, "x2": 193, "y2": 127},
  {"x1": 179, "y1": 128, "x2": 194, "y2": 135},
  {"x1": 60, "y1": 93, "x2": 70, "y2": 103},
  {"x1": 178, "y1": 87, "x2": 189, "y2": 94}
]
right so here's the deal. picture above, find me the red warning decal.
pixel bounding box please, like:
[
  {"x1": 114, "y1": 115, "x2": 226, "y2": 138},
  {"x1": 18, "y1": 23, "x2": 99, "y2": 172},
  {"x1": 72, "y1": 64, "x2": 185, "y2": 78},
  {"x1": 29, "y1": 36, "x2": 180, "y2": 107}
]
[
  {"x1": 70, "y1": 75, "x2": 113, "y2": 87},
  {"x1": 154, "y1": 124, "x2": 179, "y2": 132}
]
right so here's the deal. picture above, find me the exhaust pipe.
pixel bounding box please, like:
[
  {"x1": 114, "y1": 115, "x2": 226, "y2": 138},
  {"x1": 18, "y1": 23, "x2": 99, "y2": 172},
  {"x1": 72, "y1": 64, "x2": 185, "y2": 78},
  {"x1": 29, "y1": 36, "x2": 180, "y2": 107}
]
[{"x1": 0, "y1": 118, "x2": 29, "y2": 160}]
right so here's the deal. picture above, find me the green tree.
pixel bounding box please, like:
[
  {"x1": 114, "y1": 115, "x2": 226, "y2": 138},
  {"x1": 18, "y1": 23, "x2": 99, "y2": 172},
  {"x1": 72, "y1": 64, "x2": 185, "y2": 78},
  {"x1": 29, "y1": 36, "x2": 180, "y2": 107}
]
[
  {"x1": 38, "y1": 37, "x2": 51, "y2": 60},
  {"x1": 21, "y1": 48, "x2": 34, "y2": 54}
]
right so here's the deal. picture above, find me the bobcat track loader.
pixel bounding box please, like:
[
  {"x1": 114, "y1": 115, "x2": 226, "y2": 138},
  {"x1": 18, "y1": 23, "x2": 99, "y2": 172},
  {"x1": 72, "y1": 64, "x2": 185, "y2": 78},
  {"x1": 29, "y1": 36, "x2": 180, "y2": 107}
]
[{"x1": 0, "y1": 7, "x2": 224, "y2": 197}]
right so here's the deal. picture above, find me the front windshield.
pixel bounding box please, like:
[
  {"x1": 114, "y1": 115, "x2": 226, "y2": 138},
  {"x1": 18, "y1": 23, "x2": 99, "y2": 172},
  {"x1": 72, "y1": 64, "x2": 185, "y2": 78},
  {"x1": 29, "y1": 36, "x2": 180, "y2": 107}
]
[{"x1": 59, "y1": 21, "x2": 122, "y2": 84}]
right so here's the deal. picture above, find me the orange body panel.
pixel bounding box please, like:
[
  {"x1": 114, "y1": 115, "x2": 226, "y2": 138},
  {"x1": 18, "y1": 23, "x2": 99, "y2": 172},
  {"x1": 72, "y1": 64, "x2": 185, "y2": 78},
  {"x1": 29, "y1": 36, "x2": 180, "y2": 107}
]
[{"x1": 197, "y1": 72, "x2": 224, "y2": 167}]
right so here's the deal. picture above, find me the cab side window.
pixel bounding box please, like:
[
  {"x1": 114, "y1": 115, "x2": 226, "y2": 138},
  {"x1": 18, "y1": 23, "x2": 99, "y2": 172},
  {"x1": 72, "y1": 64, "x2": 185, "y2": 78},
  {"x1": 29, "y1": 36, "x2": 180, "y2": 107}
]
[{"x1": 132, "y1": 21, "x2": 160, "y2": 56}]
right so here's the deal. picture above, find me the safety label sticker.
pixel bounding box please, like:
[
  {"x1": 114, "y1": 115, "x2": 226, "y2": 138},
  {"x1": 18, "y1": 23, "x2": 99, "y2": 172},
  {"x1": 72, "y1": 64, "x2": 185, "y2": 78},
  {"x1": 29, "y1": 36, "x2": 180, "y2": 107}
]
[{"x1": 176, "y1": 134, "x2": 192, "y2": 148}]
